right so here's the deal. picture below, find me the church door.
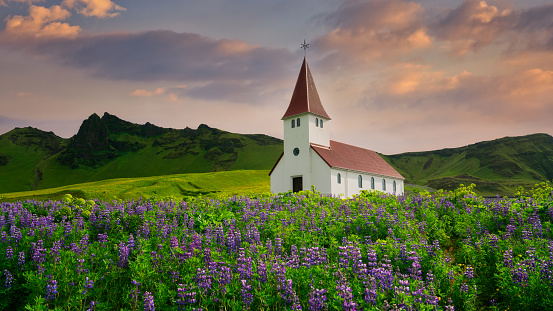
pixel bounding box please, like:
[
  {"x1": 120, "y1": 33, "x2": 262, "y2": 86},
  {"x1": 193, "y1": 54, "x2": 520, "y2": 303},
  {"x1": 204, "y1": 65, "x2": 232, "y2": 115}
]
[{"x1": 292, "y1": 177, "x2": 303, "y2": 193}]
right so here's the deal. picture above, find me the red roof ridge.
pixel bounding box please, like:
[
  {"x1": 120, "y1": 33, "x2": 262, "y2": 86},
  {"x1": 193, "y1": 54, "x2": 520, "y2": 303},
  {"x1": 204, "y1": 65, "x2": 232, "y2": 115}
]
[
  {"x1": 310, "y1": 142, "x2": 331, "y2": 149},
  {"x1": 268, "y1": 152, "x2": 284, "y2": 176},
  {"x1": 310, "y1": 140, "x2": 404, "y2": 179}
]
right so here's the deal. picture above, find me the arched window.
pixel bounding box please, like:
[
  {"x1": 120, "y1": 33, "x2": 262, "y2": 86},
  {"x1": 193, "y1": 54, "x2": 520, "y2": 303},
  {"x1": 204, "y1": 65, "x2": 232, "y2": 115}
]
[
  {"x1": 393, "y1": 181, "x2": 397, "y2": 193},
  {"x1": 358, "y1": 175, "x2": 363, "y2": 188},
  {"x1": 297, "y1": 118, "x2": 300, "y2": 127},
  {"x1": 291, "y1": 119, "x2": 295, "y2": 128},
  {"x1": 315, "y1": 118, "x2": 319, "y2": 127},
  {"x1": 337, "y1": 173, "x2": 341, "y2": 184},
  {"x1": 382, "y1": 179, "x2": 386, "y2": 191},
  {"x1": 320, "y1": 120, "x2": 324, "y2": 128},
  {"x1": 371, "y1": 177, "x2": 375, "y2": 189}
]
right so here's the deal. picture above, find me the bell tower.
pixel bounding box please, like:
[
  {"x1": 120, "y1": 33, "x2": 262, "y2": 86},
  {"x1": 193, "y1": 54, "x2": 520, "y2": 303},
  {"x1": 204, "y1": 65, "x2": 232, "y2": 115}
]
[{"x1": 282, "y1": 57, "x2": 330, "y2": 155}]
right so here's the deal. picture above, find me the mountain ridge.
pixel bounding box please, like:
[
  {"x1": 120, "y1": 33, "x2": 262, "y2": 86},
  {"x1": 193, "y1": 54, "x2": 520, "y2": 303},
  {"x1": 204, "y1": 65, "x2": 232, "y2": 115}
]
[
  {"x1": 1, "y1": 113, "x2": 551, "y2": 195},
  {"x1": 0, "y1": 112, "x2": 282, "y2": 193}
]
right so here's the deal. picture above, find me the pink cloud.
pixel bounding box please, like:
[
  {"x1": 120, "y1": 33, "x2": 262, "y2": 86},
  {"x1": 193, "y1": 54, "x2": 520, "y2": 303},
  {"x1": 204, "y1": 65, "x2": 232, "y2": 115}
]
[
  {"x1": 3, "y1": 5, "x2": 81, "y2": 38},
  {"x1": 62, "y1": 0, "x2": 125, "y2": 18},
  {"x1": 314, "y1": 0, "x2": 432, "y2": 66}
]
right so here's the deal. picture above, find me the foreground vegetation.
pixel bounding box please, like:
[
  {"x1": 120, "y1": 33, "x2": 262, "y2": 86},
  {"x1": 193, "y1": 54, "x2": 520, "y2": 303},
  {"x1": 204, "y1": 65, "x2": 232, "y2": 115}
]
[{"x1": 1, "y1": 183, "x2": 553, "y2": 310}]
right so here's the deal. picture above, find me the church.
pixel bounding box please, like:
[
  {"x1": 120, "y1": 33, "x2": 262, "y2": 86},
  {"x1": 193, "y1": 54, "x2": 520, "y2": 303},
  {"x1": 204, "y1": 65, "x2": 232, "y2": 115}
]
[{"x1": 269, "y1": 58, "x2": 405, "y2": 197}]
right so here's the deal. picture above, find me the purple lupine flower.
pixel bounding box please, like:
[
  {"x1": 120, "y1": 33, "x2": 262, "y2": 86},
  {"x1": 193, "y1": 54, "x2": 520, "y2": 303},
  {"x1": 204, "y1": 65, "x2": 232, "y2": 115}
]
[
  {"x1": 336, "y1": 282, "x2": 357, "y2": 311},
  {"x1": 51, "y1": 240, "x2": 62, "y2": 263},
  {"x1": 170, "y1": 236, "x2": 179, "y2": 250},
  {"x1": 203, "y1": 247, "x2": 211, "y2": 264},
  {"x1": 127, "y1": 234, "x2": 135, "y2": 249},
  {"x1": 6, "y1": 246, "x2": 13, "y2": 260},
  {"x1": 258, "y1": 260, "x2": 268, "y2": 283},
  {"x1": 512, "y1": 265, "x2": 529, "y2": 286},
  {"x1": 45, "y1": 277, "x2": 58, "y2": 300},
  {"x1": 308, "y1": 288, "x2": 328, "y2": 311},
  {"x1": 18, "y1": 251, "x2": 25, "y2": 269},
  {"x1": 177, "y1": 284, "x2": 197, "y2": 310},
  {"x1": 237, "y1": 248, "x2": 253, "y2": 280},
  {"x1": 275, "y1": 237, "x2": 282, "y2": 256},
  {"x1": 465, "y1": 266, "x2": 474, "y2": 279},
  {"x1": 280, "y1": 279, "x2": 296, "y2": 304},
  {"x1": 143, "y1": 291, "x2": 155, "y2": 311},
  {"x1": 460, "y1": 283, "x2": 469, "y2": 293},
  {"x1": 241, "y1": 279, "x2": 253, "y2": 308},
  {"x1": 130, "y1": 280, "x2": 141, "y2": 303},
  {"x1": 3, "y1": 270, "x2": 13, "y2": 289},
  {"x1": 118, "y1": 242, "x2": 129, "y2": 268},
  {"x1": 86, "y1": 301, "x2": 97, "y2": 311},
  {"x1": 97, "y1": 233, "x2": 108, "y2": 244},
  {"x1": 504, "y1": 249, "x2": 514, "y2": 268},
  {"x1": 195, "y1": 268, "x2": 212, "y2": 294},
  {"x1": 64, "y1": 221, "x2": 72, "y2": 236},
  {"x1": 364, "y1": 282, "x2": 377, "y2": 306},
  {"x1": 82, "y1": 277, "x2": 94, "y2": 295}
]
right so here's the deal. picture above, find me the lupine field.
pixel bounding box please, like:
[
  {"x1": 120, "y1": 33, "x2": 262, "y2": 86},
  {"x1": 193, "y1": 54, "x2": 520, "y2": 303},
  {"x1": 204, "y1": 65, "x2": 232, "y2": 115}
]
[{"x1": 1, "y1": 184, "x2": 553, "y2": 310}]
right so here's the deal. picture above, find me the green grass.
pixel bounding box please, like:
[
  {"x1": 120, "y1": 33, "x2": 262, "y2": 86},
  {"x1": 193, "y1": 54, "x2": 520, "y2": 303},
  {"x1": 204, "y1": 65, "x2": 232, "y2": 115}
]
[{"x1": 0, "y1": 170, "x2": 270, "y2": 202}]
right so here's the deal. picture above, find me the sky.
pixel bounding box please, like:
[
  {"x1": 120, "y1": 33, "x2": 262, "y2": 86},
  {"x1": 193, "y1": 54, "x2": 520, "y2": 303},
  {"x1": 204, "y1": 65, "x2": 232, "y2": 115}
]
[{"x1": 0, "y1": 0, "x2": 552, "y2": 154}]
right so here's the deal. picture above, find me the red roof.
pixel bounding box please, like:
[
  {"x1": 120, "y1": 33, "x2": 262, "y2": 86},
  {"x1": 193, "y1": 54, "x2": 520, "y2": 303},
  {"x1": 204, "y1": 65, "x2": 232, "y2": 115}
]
[
  {"x1": 311, "y1": 140, "x2": 404, "y2": 179},
  {"x1": 282, "y1": 58, "x2": 330, "y2": 120}
]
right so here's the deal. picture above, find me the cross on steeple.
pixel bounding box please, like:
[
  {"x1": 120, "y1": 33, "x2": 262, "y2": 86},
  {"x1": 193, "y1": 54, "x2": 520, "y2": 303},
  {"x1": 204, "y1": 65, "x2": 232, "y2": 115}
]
[{"x1": 301, "y1": 39, "x2": 309, "y2": 57}]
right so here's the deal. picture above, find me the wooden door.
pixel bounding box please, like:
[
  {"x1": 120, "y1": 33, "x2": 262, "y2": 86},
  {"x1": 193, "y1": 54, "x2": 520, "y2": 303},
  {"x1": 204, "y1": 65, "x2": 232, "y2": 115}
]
[{"x1": 292, "y1": 177, "x2": 302, "y2": 193}]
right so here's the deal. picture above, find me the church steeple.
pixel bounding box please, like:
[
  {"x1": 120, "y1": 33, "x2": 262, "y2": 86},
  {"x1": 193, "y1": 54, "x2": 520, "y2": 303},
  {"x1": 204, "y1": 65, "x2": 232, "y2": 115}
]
[{"x1": 282, "y1": 57, "x2": 330, "y2": 120}]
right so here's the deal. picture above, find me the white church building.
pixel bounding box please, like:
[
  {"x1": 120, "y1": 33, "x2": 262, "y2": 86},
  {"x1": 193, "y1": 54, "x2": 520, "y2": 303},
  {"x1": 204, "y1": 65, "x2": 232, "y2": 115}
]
[{"x1": 270, "y1": 58, "x2": 405, "y2": 197}]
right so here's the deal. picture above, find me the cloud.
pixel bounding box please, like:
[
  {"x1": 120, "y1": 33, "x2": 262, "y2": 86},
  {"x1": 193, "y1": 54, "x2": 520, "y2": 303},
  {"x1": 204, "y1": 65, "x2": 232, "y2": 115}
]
[
  {"x1": 131, "y1": 88, "x2": 166, "y2": 97},
  {"x1": 1, "y1": 0, "x2": 44, "y2": 5},
  {"x1": 3, "y1": 4, "x2": 81, "y2": 38},
  {"x1": 313, "y1": 0, "x2": 432, "y2": 66},
  {"x1": 0, "y1": 30, "x2": 296, "y2": 104},
  {"x1": 431, "y1": 0, "x2": 553, "y2": 56},
  {"x1": 130, "y1": 86, "x2": 189, "y2": 103},
  {"x1": 62, "y1": 0, "x2": 125, "y2": 18},
  {"x1": 372, "y1": 63, "x2": 553, "y2": 125}
]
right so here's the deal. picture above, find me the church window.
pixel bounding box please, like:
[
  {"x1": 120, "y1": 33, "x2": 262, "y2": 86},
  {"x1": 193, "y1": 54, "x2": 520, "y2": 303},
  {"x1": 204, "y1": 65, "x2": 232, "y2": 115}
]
[
  {"x1": 371, "y1": 177, "x2": 375, "y2": 189},
  {"x1": 393, "y1": 181, "x2": 397, "y2": 193},
  {"x1": 358, "y1": 175, "x2": 362, "y2": 188},
  {"x1": 382, "y1": 179, "x2": 386, "y2": 191},
  {"x1": 337, "y1": 173, "x2": 341, "y2": 184},
  {"x1": 316, "y1": 118, "x2": 319, "y2": 127},
  {"x1": 291, "y1": 119, "x2": 295, "y2": 128},
  {"x1": 297, "y1": 118, "x2": 301, "y2": 127},
  {"x1": 320, "y1": 120, "x2": 323, "y2": 128}
]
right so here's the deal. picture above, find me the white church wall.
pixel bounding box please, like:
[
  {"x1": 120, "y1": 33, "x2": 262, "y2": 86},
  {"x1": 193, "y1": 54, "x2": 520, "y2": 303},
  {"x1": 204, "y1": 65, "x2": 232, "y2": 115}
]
[
  {"x1": 270, "y1": 160, "x2": 287, "y2": 194},
  {"x1": 331, "y1": 168, "x2": 404, "y2": 197},
  {"x1": 330, "y1": 168, "x2": 347, "y2": 197},
  {"x1": 310, "y1": 150, "x2": 331, "y2": 194},
  {"x1": 307, "y1": 114, "x2": 330, "y2": 147}
]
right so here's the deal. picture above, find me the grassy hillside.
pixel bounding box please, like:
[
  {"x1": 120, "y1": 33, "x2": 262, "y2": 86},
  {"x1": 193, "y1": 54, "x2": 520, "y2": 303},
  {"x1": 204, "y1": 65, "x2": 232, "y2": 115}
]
[
  {"x1": 0, "y1": 113, "x2": 282, "y2": 193},
  {"x1": 382, "y1": 133, "x2": 553, "y2": 195},
  {"x1": 0, "y1": 170, "x2": 270, "y2": 201}
]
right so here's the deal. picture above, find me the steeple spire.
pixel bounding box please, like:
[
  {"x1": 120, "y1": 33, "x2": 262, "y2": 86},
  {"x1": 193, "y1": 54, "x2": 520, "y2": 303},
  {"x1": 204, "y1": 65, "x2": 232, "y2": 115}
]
[{"x1": 282, "y1": 58, "x2": 331, "y2": 120}]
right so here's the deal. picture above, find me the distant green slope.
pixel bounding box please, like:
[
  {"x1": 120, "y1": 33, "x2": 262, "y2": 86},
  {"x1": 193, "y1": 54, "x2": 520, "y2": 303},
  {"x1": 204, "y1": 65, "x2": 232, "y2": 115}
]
[
  {"x1": 0, "y1": 170, "x2": 270, "y2": 201},
  {"x1": 0, "y1": 113, "x2": 282, "y2": 193},
  {"x1": 382, "y1": 133, "x2": 553, "y2": 195}
]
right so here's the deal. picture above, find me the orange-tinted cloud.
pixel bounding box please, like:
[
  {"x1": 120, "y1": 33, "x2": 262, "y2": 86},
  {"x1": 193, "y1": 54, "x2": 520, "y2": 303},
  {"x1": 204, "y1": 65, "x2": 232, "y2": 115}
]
[
  {"x1": 314, "y1": 0, "x2": 432, "y2": 66},
  {"x1": 62, "y1": 0, "x2": 125, "y2": 18},
  {"x1": 4, "y1": 5, "x2": 81, "y2": 38},
  {"x1": 131, "y1": 88, "x2": 166, "y2": 97}
]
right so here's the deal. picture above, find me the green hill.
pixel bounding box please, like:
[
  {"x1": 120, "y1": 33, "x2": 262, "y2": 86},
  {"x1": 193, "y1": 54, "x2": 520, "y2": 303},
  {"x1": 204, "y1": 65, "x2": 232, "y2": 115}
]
[
  {"x1": 2, "y1": 112, "x2": 551, "y2": 197},
  {"x1": 0, "y1": 112, "x2": 282, "y2": 193},
  {"x1": 382, "y1": 133, "x2": 553, "y2": 195},
  {"x1": 0, "y1": 170, "x2": 270, "y2": 202}
]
